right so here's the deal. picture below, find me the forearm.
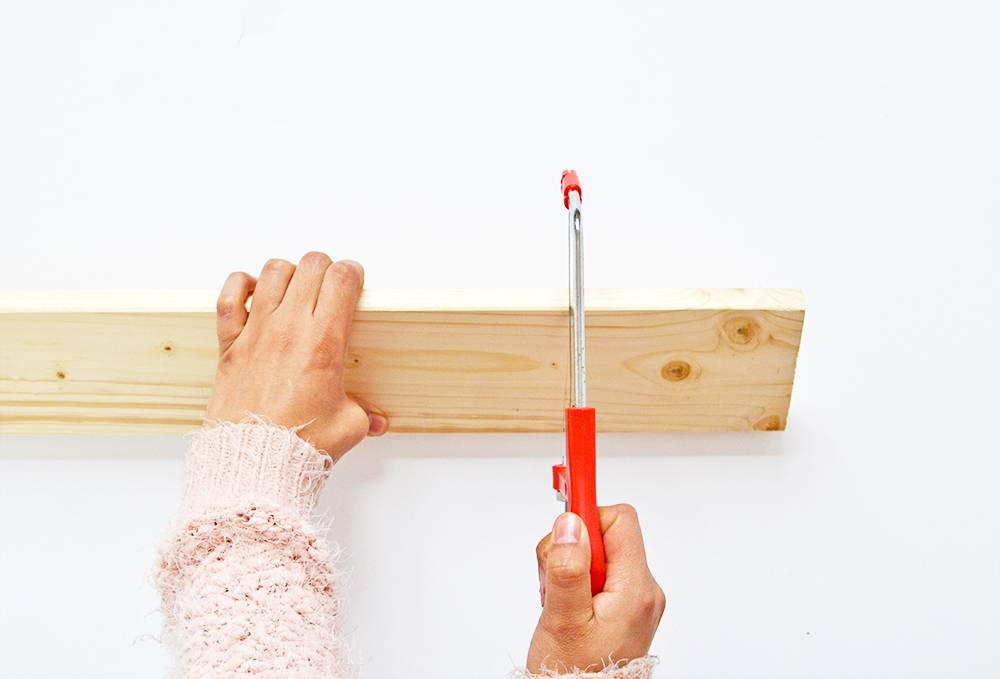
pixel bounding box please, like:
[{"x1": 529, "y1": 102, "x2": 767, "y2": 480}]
[{"x1": 156, "y1": 421, "x2": 349, "y2": 678}]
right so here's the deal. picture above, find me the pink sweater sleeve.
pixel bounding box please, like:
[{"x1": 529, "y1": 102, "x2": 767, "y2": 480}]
[
  {"x1": 156, "y1": 422, "x2": 347, "y2": 678},
  {"x1": 156, "y1": 422, "x2": 656, "y2": 679},
  {"x1": 515, "y1": 658, "x2": 657, "y2": 678}
]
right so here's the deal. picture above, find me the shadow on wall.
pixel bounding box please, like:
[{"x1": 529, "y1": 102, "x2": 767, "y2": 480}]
[
  {"x1": 316, "y1": 428, "x2": 797, "y2": 556},
  {"x1": 0, "y1": 428, "x2": 800, "y2": 591},
  {"x1": 355, "y1": 430, "x2": 790, "y2": 459},
  {"x1": 0, "y1": 428, "x2": 791, "y2": 460}
]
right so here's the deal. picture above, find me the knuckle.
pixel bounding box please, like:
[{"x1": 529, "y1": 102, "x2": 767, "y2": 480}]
[
  {"x1": 216, "y1": 346, "x2": 242, "y2": 370},
  {"x1": 215, "y1": 295, "x2": 246, "y2": 319},
  {"x1": 216, "y1": 296, "x2": 238, "y2": 317},
  {"x1": 325, "y1": 329, "x2": 348, "y2": 353},
  {"x1": 328, "y1": 260, "x2": 363, "y2": 286},
  {"x1": 316, "y1": 316, "x2": 348, "y2": 346},
  {"x1": 637, "y1": 588, "x2": 658, "y2": 615},
  {"x1": 217, "y1": 273, "x2": 251, "y2": 317},
  {"x1": 535, "y1": 536, "x2": 550, "y2": 561},
  {"x1": 263, "y1": 258, "x2": 292, "y2": 274},
  {"x1": 547, "y1": 557, "x2": 587, "y2": 585},
  {"x1": 634, "y1": 580, "x2": 666, "y2": 619},
  {"x1": 615, "y1": 503, "x2": 638, "y2": 519},
  {"x1": 655, "y1": 585, "x2": 667, "y2": 614},
  {"x1": 306, "y1": 339, "x2": 341, "y2": 368},
  {"x1": 301, "y1": 251, "x2": 332, "y2": 269}
]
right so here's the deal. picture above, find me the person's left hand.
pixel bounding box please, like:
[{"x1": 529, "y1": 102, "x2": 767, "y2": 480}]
[{"x1": 205, "y1": 251, "x2": 388, "y2": 460}]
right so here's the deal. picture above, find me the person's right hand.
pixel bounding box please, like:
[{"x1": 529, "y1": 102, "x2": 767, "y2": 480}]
[{"x1": 527, "y1": 504, "x2": 665, "y2": 674}]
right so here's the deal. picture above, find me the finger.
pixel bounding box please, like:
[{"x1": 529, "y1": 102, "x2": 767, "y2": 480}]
[
  {"x1": 540, "y1": 513, "x2": 594, "y2": 627},
  {"x1": 216, "y1": 272, "x2": 256, "y2": 351},
  {"x1": 535, "y1": 533, "x2": 551, "y2": 578},
  {"x1": 535, "y1": 533, "x2": 551, "y2": 606},
  {"x1": 351, "y1": 394, "x2": 390, "y2": 436},
  {"x1": 249, "y1": 258, "x2": 295, "y2": 316},
  {"x1": 366, "y1": 411, "x2": 389, "y2": 436},
  {"x1": 283, "y1": 251, "x2": 333, "y2": 313},
  {"x1": 598, "y1": 504, "x2": 652, "y2": 591},
  {"x1": 316, "y1": 260, "x2": 365, "y2": 346}
]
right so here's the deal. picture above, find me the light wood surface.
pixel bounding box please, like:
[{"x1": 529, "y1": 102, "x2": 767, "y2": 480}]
[{"x1": 0, "y1": 289, "x2": 805, "y2": 434}]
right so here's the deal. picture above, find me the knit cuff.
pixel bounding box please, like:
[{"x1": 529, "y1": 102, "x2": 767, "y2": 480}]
[
  {"x1": 515, "y1": 656, "x2": 657, "y2": 679},
  {"x1": 180, "y1": 420, "x2": 331, "y2": 521}
]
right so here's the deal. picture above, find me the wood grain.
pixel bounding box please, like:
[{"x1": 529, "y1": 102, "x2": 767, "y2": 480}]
[{"x1": 0, "y1": 289, "x2": 805, "y2": 434}]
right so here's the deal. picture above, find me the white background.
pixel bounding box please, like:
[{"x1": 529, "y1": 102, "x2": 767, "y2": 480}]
[{"x1": 1, "y1": 1, "x2": 998, "y2": 677}]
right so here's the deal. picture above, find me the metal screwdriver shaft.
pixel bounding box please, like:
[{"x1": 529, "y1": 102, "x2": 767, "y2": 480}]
[{"x1": 568, "y1": 186, "x2": 586, "y2": 407}]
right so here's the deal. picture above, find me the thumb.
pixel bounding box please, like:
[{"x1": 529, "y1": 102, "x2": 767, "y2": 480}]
[
  {"x1": 351, "y1": 396, "x2": 389, "y2": 437},
  {"x1": 322, "y1": 400, "x2": 386, "y2": 461},
  {"x1": 542, "y1": 513, "x2": 594, "y2": 625},
  {"x1": 365, "y1": 410, "x2": 389, "y2": 436}
]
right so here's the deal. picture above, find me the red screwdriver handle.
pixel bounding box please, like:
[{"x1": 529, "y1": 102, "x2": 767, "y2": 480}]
[
  {"x1": 561, "y1": 169, "x2": 582, "y2": 208},
  {"x1": 552, "y1": 407, "x2": 606, "y2": 595}
]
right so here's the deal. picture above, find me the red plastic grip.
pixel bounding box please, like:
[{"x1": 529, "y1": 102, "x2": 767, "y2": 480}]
[
  {"x1": 561, "y1": 169, "x2": 582, "y2": 208},
  {"x1": 552, "y1": 407, "x2": 606, "y2": 595}
]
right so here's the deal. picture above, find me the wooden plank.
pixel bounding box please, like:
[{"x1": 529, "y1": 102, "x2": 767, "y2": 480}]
[{"x1": 0, "y1": 289, "x2": 805, "y2": 434}]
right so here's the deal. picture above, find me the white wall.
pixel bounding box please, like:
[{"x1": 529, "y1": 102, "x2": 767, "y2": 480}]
[{"x1": 1, "y1": 1, "x2": 998, "y2": 677}]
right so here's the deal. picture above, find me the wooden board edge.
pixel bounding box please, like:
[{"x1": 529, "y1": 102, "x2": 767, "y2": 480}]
[{"x1": 0, "y1": 288, "x2": 806, "y2": 314}]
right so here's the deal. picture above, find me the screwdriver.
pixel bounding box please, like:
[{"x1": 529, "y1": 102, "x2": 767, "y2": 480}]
[{"x1": 551, "y1": 170, "x2": 607, "y2": 595}]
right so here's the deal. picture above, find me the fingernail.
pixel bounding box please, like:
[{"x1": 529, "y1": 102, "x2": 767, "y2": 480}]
[
  {"x1": 553, "y1": 513, "x2": 581, "y2": 544},
  {"x1": 368, "y1": 413, "x2": 388, "y2": 436}
]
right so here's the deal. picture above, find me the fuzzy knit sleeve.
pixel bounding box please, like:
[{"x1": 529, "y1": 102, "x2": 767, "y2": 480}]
[
  {"x1": 514, "y1": 657, "x2": 657, "y2": 679},
  {"x1": 156, "y1": 422, "x2": 348, "y2": 679}
]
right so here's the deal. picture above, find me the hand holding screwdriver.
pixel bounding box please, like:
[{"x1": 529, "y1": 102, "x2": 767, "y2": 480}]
[{"x1": 527, "y1": 505, "x2": 666, "y2": 674}]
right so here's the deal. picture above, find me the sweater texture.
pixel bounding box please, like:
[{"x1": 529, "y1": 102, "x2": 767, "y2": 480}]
[{"x1": 156, "y1": 422, "x2": 655, "y2": 679}]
